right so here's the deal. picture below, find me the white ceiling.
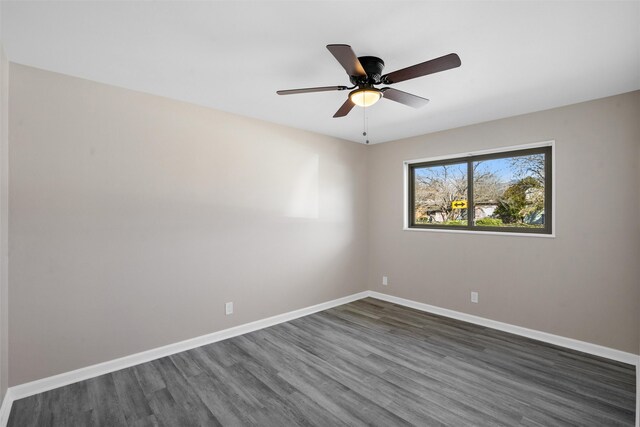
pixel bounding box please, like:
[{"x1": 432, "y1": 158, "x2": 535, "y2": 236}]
[{"x1": 2, "y1": 1, "x2": 639, "y2": 144}]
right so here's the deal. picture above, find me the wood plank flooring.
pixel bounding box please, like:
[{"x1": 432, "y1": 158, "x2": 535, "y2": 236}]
[{"x1": 8, "y1": 298, "x2": 637, "y2": 426}]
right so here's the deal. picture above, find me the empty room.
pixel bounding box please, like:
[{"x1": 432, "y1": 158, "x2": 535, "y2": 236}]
[{"x1": 0, "y1": 1, "x2": 638, "y2": 426}]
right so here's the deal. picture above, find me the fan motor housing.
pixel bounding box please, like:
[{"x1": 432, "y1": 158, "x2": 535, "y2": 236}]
[{"x1": 352, "y1": 56, "x2": 385, "y2": 85}]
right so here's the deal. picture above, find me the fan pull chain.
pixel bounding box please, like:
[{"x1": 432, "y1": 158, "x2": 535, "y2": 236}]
[
  {"x1": 366, "y1": 116, "x2": 369, "y2": 144},
  {"x1": 362, "y1": 104, "x2": 369, "y2": 144}
]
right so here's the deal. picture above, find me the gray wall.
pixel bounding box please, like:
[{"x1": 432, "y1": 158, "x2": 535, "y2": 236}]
[
  {"x1": 0, "y1": 45, "x2": 8, "y2": 401},
  {"x1": 6, "y1": 62, "x2": 639, "y2": 388},
  {"x1": 367, "y1": 91, "x2": 640, "y2": 354},
  {"x1": 8, "y1": 63, "x2": 369, "y2": 386}
]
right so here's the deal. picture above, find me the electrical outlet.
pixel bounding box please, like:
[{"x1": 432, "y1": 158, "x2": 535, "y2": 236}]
[
  {"x1": 225, "y1": 302, "x2": 234, "y2": 315},
  {"x1": 382, "y1": 276, "x2": 388, "y2": 286},
  {"x1": 471, "y1": 292, "x2": 479, "y2": 303}
]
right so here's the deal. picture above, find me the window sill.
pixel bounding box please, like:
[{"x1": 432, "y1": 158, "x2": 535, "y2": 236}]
[{"x1": 403, "y1": 227, "x2": 555, "y2": 238}]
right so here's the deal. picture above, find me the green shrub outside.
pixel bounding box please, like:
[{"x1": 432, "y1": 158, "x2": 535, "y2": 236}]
[
  {"x1": 475, "y1": 218, "x2": 503, "y2": 226},
  {"x1": 442, "y1": 220, "x2": 467, "y2": 226}
]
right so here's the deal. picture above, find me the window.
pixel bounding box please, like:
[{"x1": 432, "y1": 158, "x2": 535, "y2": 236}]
[{"x1": 407, "y1": 145, "x2": 552, "y2": 234}]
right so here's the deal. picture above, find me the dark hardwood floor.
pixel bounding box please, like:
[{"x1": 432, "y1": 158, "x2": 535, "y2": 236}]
[{"x1": 8, "y1": 298, "x2": 637, "y2": 426}]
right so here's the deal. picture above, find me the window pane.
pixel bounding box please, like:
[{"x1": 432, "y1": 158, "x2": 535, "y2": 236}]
[
  {"x1": 473, "y1": 153, "x2": 545, "y2": 228},
  {"x1": 413, "y1": 163, "x2": 468, "y2": 226}
]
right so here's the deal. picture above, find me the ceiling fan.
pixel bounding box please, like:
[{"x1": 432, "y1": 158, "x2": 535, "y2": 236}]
[{"x1": 277, "y1": 44, "x2": 461, "y2": 118}]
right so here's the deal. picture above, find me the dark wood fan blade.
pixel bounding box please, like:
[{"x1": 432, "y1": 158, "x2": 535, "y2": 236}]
[
  {"x1": 382, "y1": 53, "x2": 461, "y2": 84},
  {"x1": 277, "y1": 86, "x2": 348, "y2": 95},
  {"x1": 333, "y1": 98, "x2": 355, "y2": 118},
  {"x1": 381, "y1": 88, "x2": 429, "y2": 108},
  {"x1": 326, "y1": 44, "x2": 367, "y2": 78}
]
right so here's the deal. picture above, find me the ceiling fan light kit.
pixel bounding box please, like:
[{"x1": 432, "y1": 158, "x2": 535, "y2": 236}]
[
  {"x1": 349, "y1": 88, "x2": 382, "y2": 107},
  {"x1": 277, "y1": 44, "x2": 461, "y2": 118}
]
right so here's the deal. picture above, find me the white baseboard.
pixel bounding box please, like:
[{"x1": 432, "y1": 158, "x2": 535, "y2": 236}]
[
  {"x1": 0, "y1": 289, "x2": 636, "y2": 427},
  {"x1": 368, "y1": 291, "x2": 638, "y2": 366},
  {"x1": 2, "y1": 291, "x2": 369, "y2": 416},
  {"x1": 0, "y1": 389, "x2": 13, "y2": 427}
]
